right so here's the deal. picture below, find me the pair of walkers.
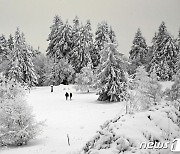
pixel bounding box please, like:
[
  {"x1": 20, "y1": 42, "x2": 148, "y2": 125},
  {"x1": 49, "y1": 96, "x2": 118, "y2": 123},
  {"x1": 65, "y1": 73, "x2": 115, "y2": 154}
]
[{"x1": 65, "y1": 92, "x2": 72, "y2": 100}]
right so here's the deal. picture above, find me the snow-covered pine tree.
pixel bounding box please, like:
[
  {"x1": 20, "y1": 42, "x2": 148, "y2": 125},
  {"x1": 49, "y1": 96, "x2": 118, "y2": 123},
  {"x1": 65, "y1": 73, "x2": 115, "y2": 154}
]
[
  {"x1": 175, "y1": 30, "x2": 180, "y2": 74},
  {"x1": 0, "y1": 35, "x2": 10, "y2": 74},
  {"x1": 75, "y1": 63, "x2": 95, "y2": 92},
  {"x1": 109, "y1": 26, "x2": 117, "y2": 44},
  {"x1": 91, "y1": 22, "x2": 110, "y2": 68},
  {"x1": 148, "y1": 22, "x2": 178, "y2": 81},
  {"x1": 177, "y1": 29, "x2": 180, "y2": 49},
  {"x1": 7, "y1": 34, "x2": 14, "y2": 52},
  {"x1": 96, "y1": 42, "x2": 128, "y2": 102},
  {"x1": 47, "y1": 17, "x2": 72, "y2": 60},
  {"x1": 70, "y1": 18, "x2": 93, "y2": 73},
  {"x1": 69, "y1": 16, "x2": 80, "y2": 68},
  {"x1": 129, "y1": 28, "x2": 148, "y2": 74},
  {"x1": 0, "y1": 35, "x2": 8, "y2": 63},
  {"x1": 0, "y1": 78, "x2": 42, "y2": 146},
  {"x1": 46, "y1": 15, "x2": 64, "y2": 59},
  {"x1": 46, "y1": 16, "x2": 65, "y2": 84},
  {"x1": 7, "y1": 28, "x2": 38, "y2": 88}
]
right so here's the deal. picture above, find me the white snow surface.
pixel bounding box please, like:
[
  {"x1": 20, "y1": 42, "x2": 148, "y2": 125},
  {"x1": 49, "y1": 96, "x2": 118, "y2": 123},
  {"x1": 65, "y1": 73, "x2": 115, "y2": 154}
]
[
  {"x1": 159, "y1": 81, "x2": 174, "y2": 91},
  {"x1": 0, "y1": 85, "x2": 126, "y2": 154},
  {"x1": 1, "y1": 82, "x2": 179, "y2": 154},
  {"x1": 80, "y1": 102, "x2": 180, "y2": 154}
]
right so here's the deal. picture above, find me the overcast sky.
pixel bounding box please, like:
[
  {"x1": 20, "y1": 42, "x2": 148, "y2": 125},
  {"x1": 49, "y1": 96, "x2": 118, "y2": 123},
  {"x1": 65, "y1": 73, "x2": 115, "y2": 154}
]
[{"x1": 0, "y1": 0, "x2": 180, "y2": 56}]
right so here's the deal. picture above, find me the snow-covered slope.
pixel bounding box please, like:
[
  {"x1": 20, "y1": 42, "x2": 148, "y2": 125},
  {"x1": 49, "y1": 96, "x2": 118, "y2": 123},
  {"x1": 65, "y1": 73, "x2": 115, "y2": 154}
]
[
  {"x1": 0, "y1": 85, "x2": 126, "y2": 154},
  {"x1": 80, "y1": 101, "x2": 180, "y2": 154}
]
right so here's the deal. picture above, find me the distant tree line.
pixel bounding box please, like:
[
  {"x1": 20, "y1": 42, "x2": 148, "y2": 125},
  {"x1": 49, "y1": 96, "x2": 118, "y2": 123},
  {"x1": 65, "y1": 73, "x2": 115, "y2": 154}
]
[{"x1": 0, "y1": 16, "x2": 180, "y2": 102}]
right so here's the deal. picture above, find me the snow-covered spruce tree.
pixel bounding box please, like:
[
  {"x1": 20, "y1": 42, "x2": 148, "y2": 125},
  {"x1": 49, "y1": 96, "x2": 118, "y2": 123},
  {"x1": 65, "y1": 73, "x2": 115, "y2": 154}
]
[
  {"x1": 46, "y1": 16, "x2": 65, "y2": 84},
  {"x1": 108, "y1": 26, "x2": 117, "y2": 44},
  {"x1": 7, "y1": 28, "x2": 38, "y2": 88},
  {"x1": 7, "y1": 34, "x2": 14, "y2": 52},
  {"x1": 96, "y1": 42, "x2": 128, "y2": 102},
  {"x1": 0, "y1": 78, "x2": 42, "y2": 146},
  {"x1": 0, "y1": 35, "x2": 10, "y2": 74},
  {"x1": 75, "y1": 63, "x2": 95, "y2": 92},
  {"x1": 177, "y1": 29, "x2": 180, "y2": 49},
  {"x1": 70, "y1": 18, "x2": 93, "y2": 73},
  {"x1": 129, "y1": 28, "x2": 148, "y2": 74},
  {"x1": 47, "y1": 16, "x2": 72, "y2": 60},
  {"x1": 46, "y1": 15, "x2": 64, "y2": 59},
  {"x1": 91, "y1": 22, "x2": 110, "y2": 68},
  {"x1": 0, "y1": 35, "x2": 8, "y2": 63},
  {"x1": 174, "y1": 30, "x2": 180, "y2": 74},
  {"x1": 148, "y1": 22, "x2": 179, "y2": 81}
]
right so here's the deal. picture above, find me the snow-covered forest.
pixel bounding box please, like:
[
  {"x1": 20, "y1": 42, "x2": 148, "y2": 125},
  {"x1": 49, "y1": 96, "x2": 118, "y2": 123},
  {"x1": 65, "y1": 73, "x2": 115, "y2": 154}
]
[{"x1": 0, "y1": 6, "x2": 180, "y2": 154}]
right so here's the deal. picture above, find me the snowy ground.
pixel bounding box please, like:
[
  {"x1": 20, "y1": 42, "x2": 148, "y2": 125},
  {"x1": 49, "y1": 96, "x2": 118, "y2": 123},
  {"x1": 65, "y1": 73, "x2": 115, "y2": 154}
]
[
  {"x1": 0, "y1": 85, "x2": 126, "y2": 154},
  {"x1": 81, "y1": 101, "x2": 180, "y2": 154}
]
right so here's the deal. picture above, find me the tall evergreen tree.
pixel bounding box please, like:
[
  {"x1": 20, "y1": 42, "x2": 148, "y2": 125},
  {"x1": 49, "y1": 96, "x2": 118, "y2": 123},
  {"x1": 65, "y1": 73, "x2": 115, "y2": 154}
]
[
  {"x1": 7, "y1": 28, "x2": 38, "y2": 87},
  {"x1": 0, "y1": 35, "x2": 8, "y2": 63},
  {"x1": 108, "y1": 26, "x2": 117, "y2": 44},
  {"x1": 175, "y1": 30, "x2": 180, "y2": 74},
  {"x1": 46, "y1": 15, "x2": 69, "y2": 84},
  {"x1": 91, "y1": 22, "x2": 110, "y2": 68},
  {"x1": 70, "y1": 18, "x2": 93, "y2": 73},
  {"x1": 177, "y1": 29, "x2": 180, "y2": 49},
  {"x1": 96, "y1": 42, "x2": 128, "y2": 102},
  {"x1": 7, "y1": 34, "x2": 14, "y2": 52},
  {"x1": 47, "y1": 19, "x2": 72, "y2": 60},
  {"x1": 148, "y1": 22, "x2": 178, "y2": 81},
  {"x1": 129, "y1": 28, "x2": 148, "y2": 67},
  {"x1": 46, "y1": 15, "x2": 64, "y2": 59}
]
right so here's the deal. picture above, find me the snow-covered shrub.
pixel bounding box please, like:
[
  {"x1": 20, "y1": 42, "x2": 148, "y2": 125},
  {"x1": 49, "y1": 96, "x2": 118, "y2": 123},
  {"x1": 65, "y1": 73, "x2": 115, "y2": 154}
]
[
  {"x1": 166, "y1": 70, "x2": 180, "y2": 101},
  {"x1": 0, "y1": 78, "x2": 42, "y2": 146},
  {"x1": 44, "y1": 58, "x2": 75, "y2": 85},
  {"x1": 148, "y1": 71, "x2": 162, "y2": 103},
  {"x1": 129, "y1": 66, "x2": 162, "y2": 112},
  {"x1": 75, "y1": 64, "x2": 96, "y2": 92}
]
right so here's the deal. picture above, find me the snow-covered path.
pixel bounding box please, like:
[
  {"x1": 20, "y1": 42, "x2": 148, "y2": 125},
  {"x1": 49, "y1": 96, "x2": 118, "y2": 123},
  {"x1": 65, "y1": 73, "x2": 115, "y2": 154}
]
[{"x1": 1, "y1": 85, "x2": 125, "y2": 154}]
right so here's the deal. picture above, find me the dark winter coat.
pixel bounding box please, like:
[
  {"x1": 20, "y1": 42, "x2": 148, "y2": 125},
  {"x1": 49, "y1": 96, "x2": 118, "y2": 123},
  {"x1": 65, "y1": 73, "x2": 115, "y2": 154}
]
[
  {"x1": 70, "y1": 93, "x2": 72, "y2": 98},
  {"x1": 65, "y1": 92, "x2": 69, "y2": 97}
]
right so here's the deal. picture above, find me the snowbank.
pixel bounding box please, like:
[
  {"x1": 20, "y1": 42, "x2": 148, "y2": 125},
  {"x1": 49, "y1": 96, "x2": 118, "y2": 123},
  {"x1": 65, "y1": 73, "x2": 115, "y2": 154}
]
[{"x1": 80, "y1": 101, "x2": 180, "y2": 154}]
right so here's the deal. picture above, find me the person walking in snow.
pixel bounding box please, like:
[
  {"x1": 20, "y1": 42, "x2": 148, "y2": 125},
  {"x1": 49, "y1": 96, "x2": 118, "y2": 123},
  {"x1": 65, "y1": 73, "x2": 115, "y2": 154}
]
[
  {"x1": 70, "y1": 92, "x2": 72, "y2": 100},
  {"x1": 50, "y1": 85, "x2": 53, "y2": 92},
  {"x1": 65, "y1": 92, "x2": 69, "y2": 100}
]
